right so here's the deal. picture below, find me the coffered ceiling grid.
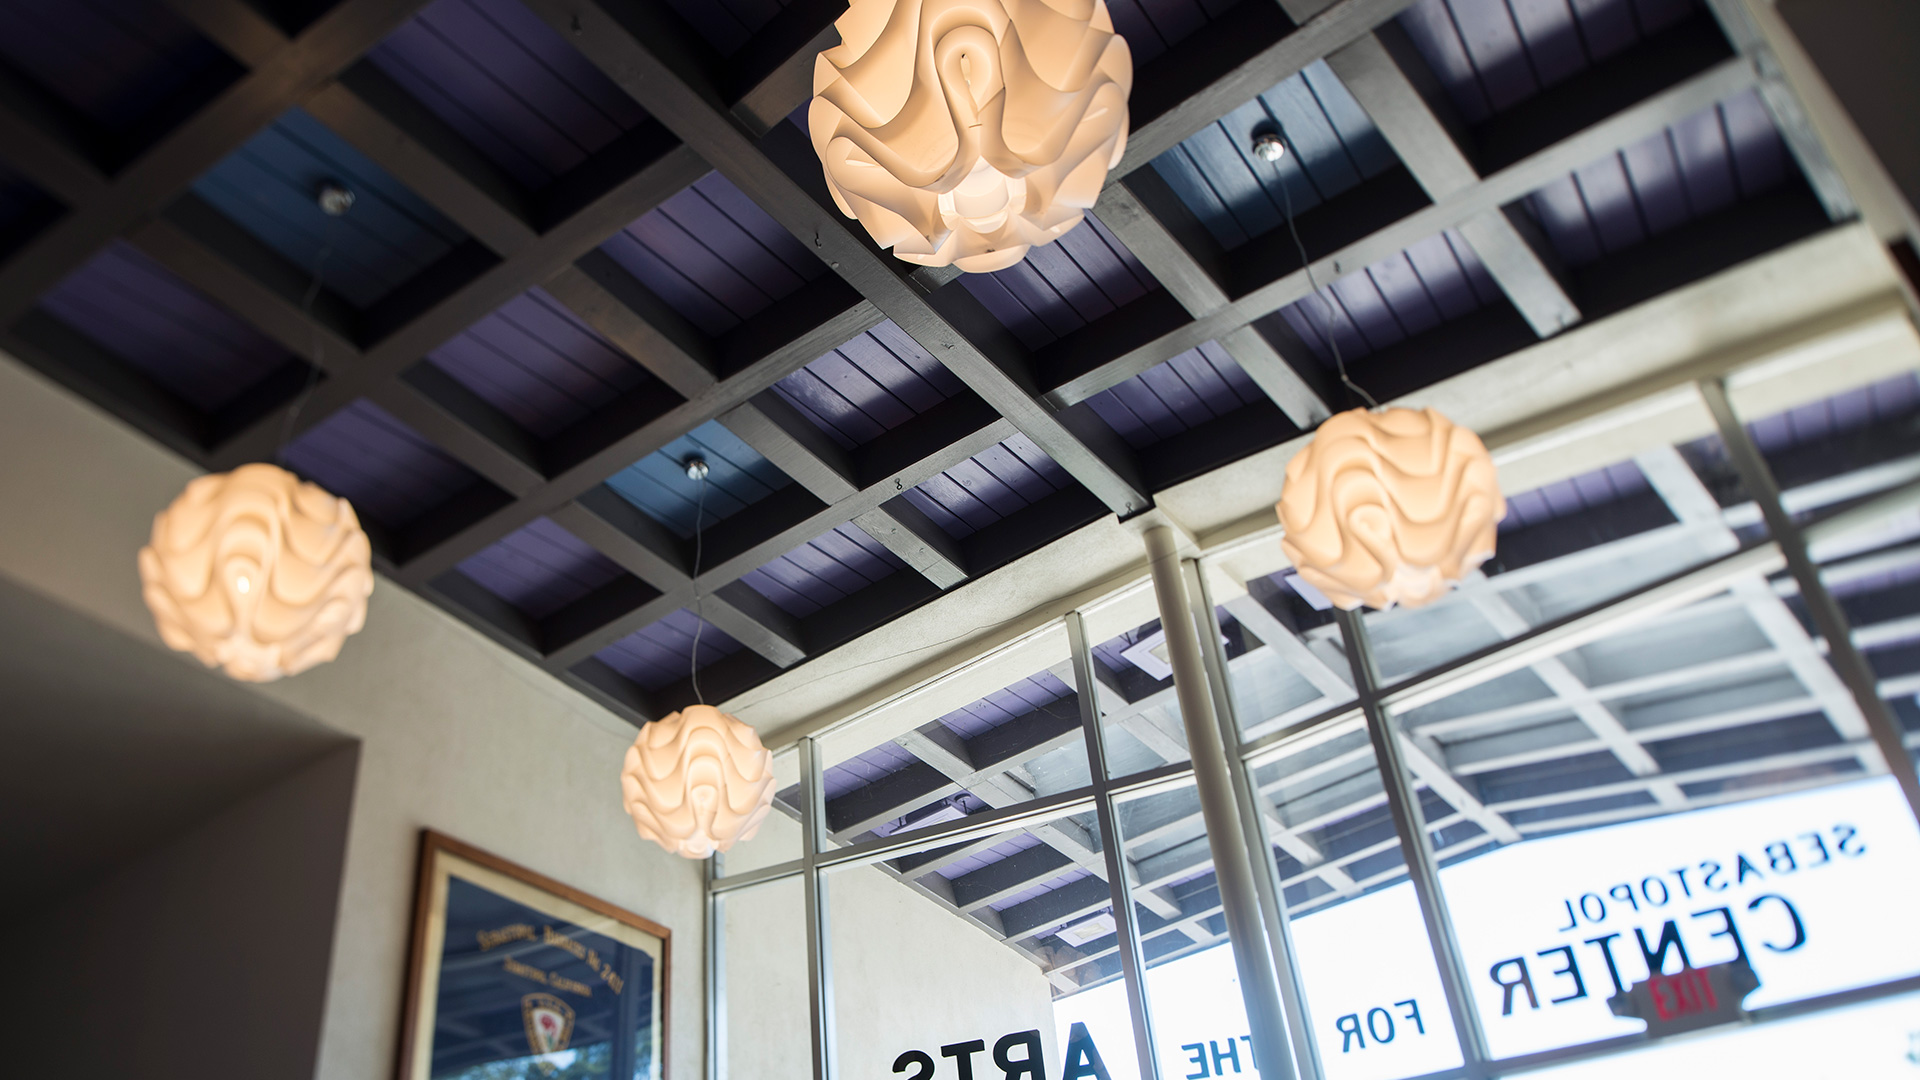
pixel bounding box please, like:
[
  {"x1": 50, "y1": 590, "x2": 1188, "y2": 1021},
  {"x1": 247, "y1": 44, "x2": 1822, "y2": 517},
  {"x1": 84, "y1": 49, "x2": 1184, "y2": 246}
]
[{"x1": 0, "y1": 0, "x2": 1852, "y2": 727}]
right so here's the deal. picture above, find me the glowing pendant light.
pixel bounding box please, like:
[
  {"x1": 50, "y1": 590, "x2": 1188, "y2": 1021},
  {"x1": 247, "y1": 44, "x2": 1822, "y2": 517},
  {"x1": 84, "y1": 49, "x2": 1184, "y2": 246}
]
[
  {"x1": 809, "y1": 0, "x2": 1133, "y2": 273},
  {"x1": 138, "y1": 462, "x2": 374, "y2": 681},
  {"x1": 620, "y1": 704, "x2": 778, "y2": 859},
  {"x1": 1277, "y1": 408, "x2": 1506, "y2": 611}
]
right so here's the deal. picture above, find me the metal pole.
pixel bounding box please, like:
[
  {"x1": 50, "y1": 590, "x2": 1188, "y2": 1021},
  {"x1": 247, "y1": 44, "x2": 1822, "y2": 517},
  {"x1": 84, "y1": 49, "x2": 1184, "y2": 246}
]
[
  {"x1": 799, "y1": 736, "x2": 837, "y2": 1080},
  {"x1": 1069, "y1": 610, "x2": 1164, "y2": 1080},
  {"x1": 1187, "y1": 561, "x2": 1325, "y2": 1080},
  {"x1": 705, "y1": 853, "x2": 726, "y2": 1080},
  {"x1": 1336, "y1": 609, "x2": 1490, "y2": 1070},
  {"x1": 1700, "y1": 376, "x2": 1920, "y2": 827},
  {"x1": 1142, "y1": 525, "x2": 1297, "y2": 1080}
]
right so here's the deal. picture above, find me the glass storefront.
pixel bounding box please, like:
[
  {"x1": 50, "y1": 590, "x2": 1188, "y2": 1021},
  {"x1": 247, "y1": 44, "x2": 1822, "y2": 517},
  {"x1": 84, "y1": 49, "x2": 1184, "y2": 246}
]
[{"x1": 708, "y1": 368, "x2": 1920, "y2": 1080}]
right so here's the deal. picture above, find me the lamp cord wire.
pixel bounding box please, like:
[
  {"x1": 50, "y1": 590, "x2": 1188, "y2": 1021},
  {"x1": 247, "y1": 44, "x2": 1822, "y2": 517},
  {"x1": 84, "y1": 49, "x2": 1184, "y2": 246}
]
[
  {"x1": 690, "y1": 473, "x2": 708, "y2": 705},
  {"x1": 278, "y1": 214, "x2": 339, "y2": 457},
  {"x1": 1276, "y1": 137, "x2": 1378, "y2": 412}
]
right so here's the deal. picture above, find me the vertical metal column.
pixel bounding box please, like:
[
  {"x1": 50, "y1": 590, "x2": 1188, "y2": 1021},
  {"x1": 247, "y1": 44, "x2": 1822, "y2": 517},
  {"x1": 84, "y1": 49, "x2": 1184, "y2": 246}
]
[
  {"x1": 1143, "y1": 525, "x2": 1297, "y2": 1080},
  {"x1": 1187, "y1": 561, "x2": 1325, "y2": 1080},
  {"x1": 1701, "y1": 377, "x2": 1920, "y2": 827},
  {"x1": 799, "y1": 736, "x2": 837, "y2": 1080},
  {"x1": 705, "y1": 853, "x2": 726, "y2": 1080},
  {"x1": 1336, "y1": 610, "x2": 1490, "y2": 1070},
  {"x1": 1069, "y1": 610, "x2": 1164, "y2": 1080}
]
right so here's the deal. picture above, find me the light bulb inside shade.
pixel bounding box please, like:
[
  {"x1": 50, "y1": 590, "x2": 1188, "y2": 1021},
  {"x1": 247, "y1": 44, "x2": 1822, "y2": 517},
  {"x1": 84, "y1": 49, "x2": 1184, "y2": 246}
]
[
  {"x1": 236, "y1": 576, "x2": 251, "y2": 595},
  {"x1": 810, "y1": 0, "x2": 1134, "y2": 273}
]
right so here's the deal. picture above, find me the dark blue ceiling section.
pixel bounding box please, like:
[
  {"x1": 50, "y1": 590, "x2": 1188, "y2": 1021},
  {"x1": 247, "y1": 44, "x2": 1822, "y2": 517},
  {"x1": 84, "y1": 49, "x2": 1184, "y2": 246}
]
[
  {"x1": 1152, "y1": 60, "x2": 1396, "y2": 252},
  {"x1": 661, "y1": 0, "x2": 791, "y2": 56},
  {"x1": 738, "y1": 523, "x2": 906, "y2": 619},
  {"x1": 424, "y1": 287, "x2": 652, "y2": 439},
  {"x1": 191, "y1": 108, "x2": 469, "y2": 310},
  {"x1": 1499, "y1": 460, "x2": 1650, "y2": 532},
  {"x1": 770, "y1": 321, "x2": 965, "y2": 451},
  {"x1": 457, "y1": 516, "x2": 626, "y2": 619},
  {"x1": 1399, "y1": 0, "x2": 1698, "y2": 125},
  {"x1": 0, "y1": 0, "x2": 234, "y2": 141},
  {"x1": 603, "y1": 419, "x2": 792, "y2": 538},
  {"x1": 1084, "y1": 340, "x2": 1264, "y2": 449},
  {"x1": 595, "y1": 609, "x2": 746, "y2": 692},
  {"x1": 1110, "y1": 0, "x2": 1240, "y2": 65},
  {"x1": 822, "y1": 740, "x2": 919, "y2": 801},
  {"x1": 960, "y1": 215, "x2": 1161, "y2": 350},
  {"x1": 366, "y1": 0, "x2": 650, "y2": 191},
  {"x1": 1523, "y1": 91, "x2": 1788, "y2": 269},
  {"x1": 1276, "y1": 229, "x2": 1502, "y2": 367},
  {"x1": 1747, "y1": 372, "x2": 1920, "y2": 456},
  {"x1": 935, "y1": 833, "x2": 1044, "y2": 881},
  {"x1": 901, "y1": 434, "x2": 1075, "y2": 541},
  {"x1": 37, "y1": 240, "x2": 295, "y2": 413},
  {"x1": 0, "y1": 164, "x2": 55, "y2": 257},
  {"x1": 599, "y1": 171, "x2": 826, "y2": 338},
  {"x1": 936, "y1": 670, "x2": 1075, "y2": 741},
  {"x1": 281, "y1": 399, "x2": 483, "y2": 530}
]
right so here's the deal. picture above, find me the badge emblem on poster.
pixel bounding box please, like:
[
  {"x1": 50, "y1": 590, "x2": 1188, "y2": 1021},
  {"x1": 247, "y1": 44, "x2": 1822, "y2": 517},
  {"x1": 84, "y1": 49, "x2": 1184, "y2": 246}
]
[{"x1": 521, "y1": 992, "x2": 576, "y2": 1071}]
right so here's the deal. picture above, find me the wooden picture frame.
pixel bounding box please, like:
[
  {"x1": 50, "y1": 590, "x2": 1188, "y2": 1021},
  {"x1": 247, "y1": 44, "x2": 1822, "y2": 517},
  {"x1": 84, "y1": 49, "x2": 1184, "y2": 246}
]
[{"x1": 396, "y1": 831, "x2": 670, "y2": 1080}]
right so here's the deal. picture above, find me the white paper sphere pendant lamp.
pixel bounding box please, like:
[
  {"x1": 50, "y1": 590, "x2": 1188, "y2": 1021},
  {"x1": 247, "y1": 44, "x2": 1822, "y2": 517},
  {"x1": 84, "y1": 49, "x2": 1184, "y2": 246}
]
[
  {"x1": 138, "y1": 462, "x2": 375, "y2": 682},
  {"x1": 809, "y1": 0, "x2": 1134, "y2": 273},
  {"x1": 620, "y1": 704, "x2": 778, "y2": 859},
  {"x1": 1277, "y1": 407, "x2": 1507, "y2": 611}
]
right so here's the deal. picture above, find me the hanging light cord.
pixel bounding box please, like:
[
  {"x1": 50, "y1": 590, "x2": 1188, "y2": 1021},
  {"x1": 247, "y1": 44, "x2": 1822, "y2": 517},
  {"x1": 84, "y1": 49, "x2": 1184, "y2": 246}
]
[
  {"x1": 689, "y1": 469, "x2": 709, "y2": 705},
  {"x1": 1276, "y1": 137, "x2": 1379, "y2": 411},
  {"x1": 278, "y1": 212, "x2": 341, "y2": 455}
]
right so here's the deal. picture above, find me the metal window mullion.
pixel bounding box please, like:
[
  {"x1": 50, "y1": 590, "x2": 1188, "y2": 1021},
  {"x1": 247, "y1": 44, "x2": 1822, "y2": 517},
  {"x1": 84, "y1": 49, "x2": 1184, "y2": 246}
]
[
  {"x1": 1187, "y1": 560, "x2": 1325, "y2": 1080},
  {"x1": 1336, "y1": 609, "x2": 1492, "y2": 1071},
  {"x1": 799, "y1": 736, "x2": 837, "y2": 1080},
  {"x1": 1700, "y1": 377, "x2": 1920, "y2": 829},
  {"x1": 706, "y1": 853, "x2": 725, "y2": 1080},
  {"x1": 1069, "y1": 609, "x2": 1162, "y2": 1080}
]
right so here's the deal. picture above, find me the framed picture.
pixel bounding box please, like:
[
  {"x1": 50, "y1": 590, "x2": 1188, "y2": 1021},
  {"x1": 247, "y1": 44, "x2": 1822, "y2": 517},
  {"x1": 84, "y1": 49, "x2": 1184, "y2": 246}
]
[{"x1": 397, "y1": 832, "x2": 668, "y2": 1080}]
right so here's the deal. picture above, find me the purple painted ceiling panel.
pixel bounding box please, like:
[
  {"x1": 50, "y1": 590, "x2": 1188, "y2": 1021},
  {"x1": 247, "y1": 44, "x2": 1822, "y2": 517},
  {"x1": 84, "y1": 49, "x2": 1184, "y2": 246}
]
[
  {"x1": 1746, "y1": 372, "x2": 1920, "y2": 456},
  {"x1": 1084, "y1": 340, "x2": 1265, "y2": 449},
  {"x1": 425, "y1": 287, "x2": 651, "y2": 438},
  {"x1": 1108, "y1": 0, "x2": 1238, "y2": 66},
  {"x1": 1524, "y1": 92, "x2": 1788, "y2": 269},
  {"x1": 1500, "y1": 460, "x2": 1651, "y2": 532},
  {"x1": 281, "y1": 399, "x2": 482, "y2": 530},
  {"x1": 458, "y1": 516, "x2": 626, "y2": 619},
  {"x1": 771, "y1": 321, "x2": 965, "y2": 450},
  {"x1": 902, "y1": 434, "x2": 1075, "y2": 541},
  {"x1": 38, "y1": 240, "x2": 293, "y2": 413},
  {"x1": 1276, "y1": 229, "x2": 1501, "y2": 367},
  {"x1": 605, "y1": 419, "x2": 792, "y2": 537},
  {"x1": 661, "y1": 0, "x2": 791, "y2": 56},
  {"x1": 0, "y1": 0, "x2": 229, "y2": 135},
  {"x1": 959, "y1": 215, "x2": 1161, "y2": 350},
  {"x1": 368, "y1": 0, "x2": 650, "y2": 190},
  {"x1": 1398, "y1": 0, "x2": 1699, "y2": 125},
  {"x1": 739, "y1": 522, "x2": 906, "y2": 618},
  {"x1": 993, "y1": 867, "x2": 1092, "y2": 912},
  {"x1": 600, "y1": 171, "x2": 825, "y2": 338},
  {"x1": 822, "y1": 740, "x2": 920, "y2": 801},
  {"x1": 594, "y1": 608, "x2": 744, "y2": 691},
  {"x1": 935, "y1": 832, "x2": 1045, "y2": 881},
  {"x1": 936, "y1": 670, "x2": 1076, "y2": 741}
]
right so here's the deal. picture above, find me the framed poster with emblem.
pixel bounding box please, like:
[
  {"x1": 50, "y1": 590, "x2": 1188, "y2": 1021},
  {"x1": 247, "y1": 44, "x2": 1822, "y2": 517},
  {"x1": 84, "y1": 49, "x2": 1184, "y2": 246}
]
[{"x1": 397, "y1": 832, "x2": 668, "y2": 1080}]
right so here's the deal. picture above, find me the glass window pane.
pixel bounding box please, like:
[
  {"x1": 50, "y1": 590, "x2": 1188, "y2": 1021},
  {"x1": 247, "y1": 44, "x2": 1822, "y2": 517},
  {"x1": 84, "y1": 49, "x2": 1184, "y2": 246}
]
[
  {"x1": 826, "y1": 816, "x2": 1102, "y2": 1078},
  {"x1": 816, "y1": 630, "x2": 1090, "y2": 844},
  {"x1": 1357, "y1": 431, "x2": 1769, "y2": 687},
  {"x1": 1091, "y1": 613, "x2": 1192, "y2": 777},
  {"x1": 1212, "y1": 572, "x2": 1356, "y2": 742},
  {"x1": 1732, "y1": 370, "x2": 1920, "y2": 535},
  {"x1": 719, "y1": 745, "x2": 800, "y2": 876},
  {"x1": 1388, "y1": 583, "x2": 1920, "y2": 1062},
  {"x1": 718, "y1": 877, "x2": 808, "y2": 1080}
]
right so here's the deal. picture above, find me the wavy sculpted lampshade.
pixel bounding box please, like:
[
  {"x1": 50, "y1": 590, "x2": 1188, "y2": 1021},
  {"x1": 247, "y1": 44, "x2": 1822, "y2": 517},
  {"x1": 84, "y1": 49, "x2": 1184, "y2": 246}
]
[
  {"x1": 810, "y1": 0, "x2": 1133, "y2": 273},
  {"x1": 138, "y1": 463, "x2": 374, "y2": 681},
  {"x1": 1277, "y1": 408, "x2": 1506, "y2": 611},
  {"x1": 621, "y1": 705, "x2": 778, "y2": 859}
]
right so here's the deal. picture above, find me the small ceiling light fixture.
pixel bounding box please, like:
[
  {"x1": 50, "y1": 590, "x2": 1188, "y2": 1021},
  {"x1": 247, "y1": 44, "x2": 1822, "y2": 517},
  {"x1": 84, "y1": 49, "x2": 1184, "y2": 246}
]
[
  {"x1": 1276, "y1": 408, "x2": 1506, "y2": 610},
  {"x1": 1251, "y1": 132, "x2": 1286, "y2": 162},
  {"x1": 139, "y1": 463, "x2": 374, "y2": 681},
  {"x1": 316, "y1": 181, "x2": 355, "y2": 217},
  {"x1": 809, "y1": 0, "x2": 1133, "y2": 273},
  {"x1": 621, "y1": 705, "x2": 778, "y2": 858}
]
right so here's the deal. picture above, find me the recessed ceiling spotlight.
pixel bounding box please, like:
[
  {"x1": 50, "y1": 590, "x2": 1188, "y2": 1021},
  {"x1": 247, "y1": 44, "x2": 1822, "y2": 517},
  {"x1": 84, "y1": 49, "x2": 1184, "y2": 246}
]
[{"x1": 1251, "y1": 132, "x2": 1287, "y2": 162}]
